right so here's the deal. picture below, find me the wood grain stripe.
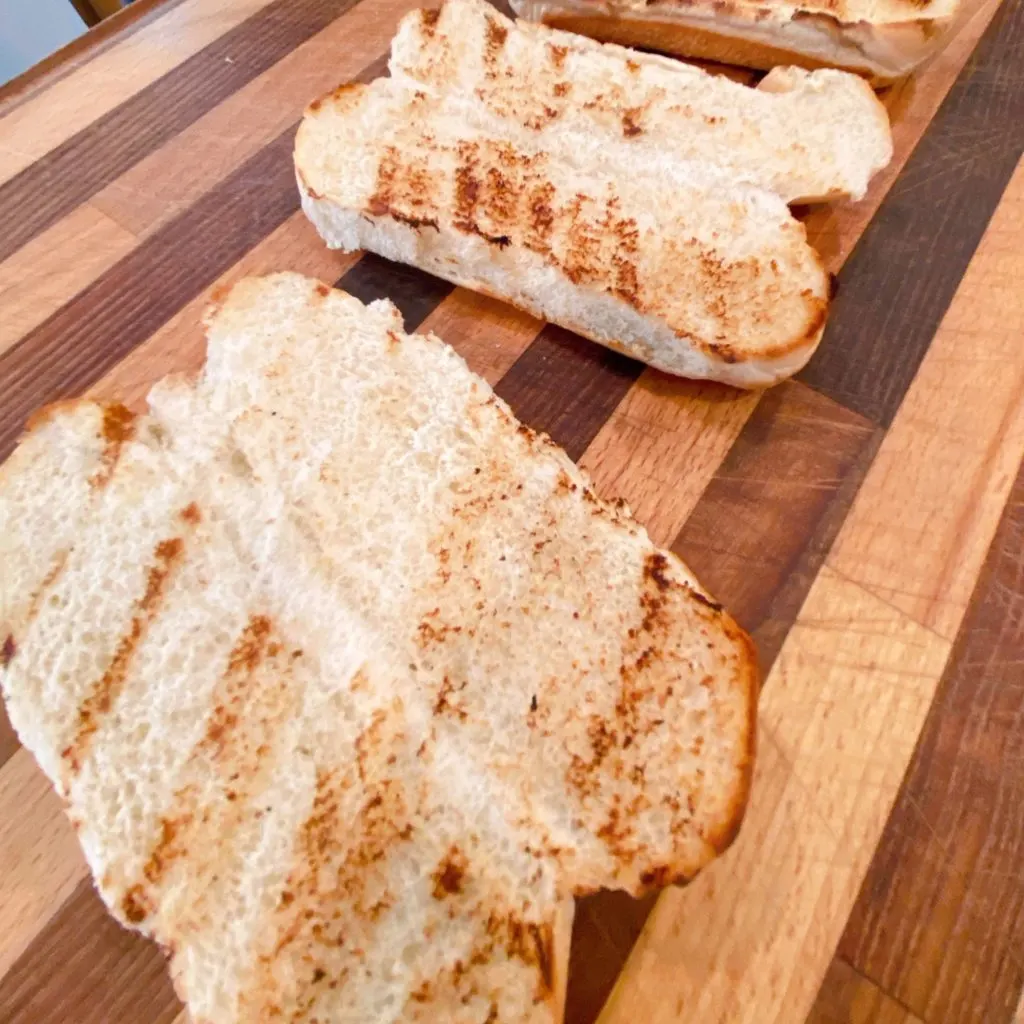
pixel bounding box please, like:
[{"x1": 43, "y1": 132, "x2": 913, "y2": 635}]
[
  {"x1": 571, "y1": 0, "x2": 1005, "y2": 555},
  {"x1": 0, "y1": 1, "x2": 190, "y2": 109},
  {"x1": 90, "y1": 3, "x2": 406, "y2": 236},
  {"x1": 598, "y1": 159, "x2": 1024, "y2": 1024},
  {"x1": 3, "y1": 42, "x2": 391, "y2": 370},
  {"x1": 0, "y1": 127, "x2": 299, "y2": 463},
  {"x1": 0, "y1": 751, "x2": 84, "y2": 977},
  {"x1": 673, "y1": 382, "x2": 881, "y2": 670},
  {"x1": 0, "y1": 706, "x2": 17, "y2": 770},
  {"x1": 0, "y1": 0, "x2": 192, "y2": 119},
  {"x1": 799, "y1": 0, "x2": 1024, "y2": 425},
  {"x1": 0, "y1": 204, "x2": 137, "y2": 359},
  {"x1": 566, "y1": 892, "x2": 659, "y2": 1024},
  {"x1": 418, "y1": 290, "x2": 543, "y2": 386},
  {"x1": 494, "y1": 326, "x2": 643, "y2": 462},
  {"x1": 338, "y1": 253, "x2": 455, "y2": 332},
  {"x1": 826, "y1": 156, "x2": 1024, "y2": 640},
  {"x1": 579, "y1": 380, "x2": 758, "y2": 548},
  {"x1": 0, "y1": 880, "x2": 180, "y2": 1024},
  {"x1": 808, "y1": 957, "x2": 925, "y2": 1024},
  {"x1": 0, "y1": 0, "x2": 363, "y2": 263},
  {"x1": 833, "y1": 458, "x2": 1024, "y2": 1024},
  {"x1": 0, "y1": 0, "x2": 271, "y2": 173}
]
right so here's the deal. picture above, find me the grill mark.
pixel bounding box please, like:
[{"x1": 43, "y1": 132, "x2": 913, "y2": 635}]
[
  {"x1": 420, "y1": 6, "x2": 440, "y2": 33},
  {"x1": 431, "y1": 844, "x2": 469, "y2": 898},
  {"x1": 1, "y1": 634, "x2": 15, "y2": 669},
  {"x1": 62, "y1": 535, "x2": 185, "y2": 776},
  {"x1": 483, "y1": 910, "x2": 557, "y2": 999},
  {"x1": 249, "y1": 733, "x2": 415, "y2": 1019},
  {"x1": 124, "y1": 614, "x2": 296, "y2": 926},
  {"x1": 483, "y1": 17, "x2": 508, "y2": 78},
  {"x1": 24, "y1": 549, "x2": 71, "y2": 628},
  {"x1": 621, "y1": 109, "x2": 644, "y2": 137},
  {"x1": 180, "y1": 502, "x2": 201, "y2": 525},
  {"x1": 454, "y1": 142, "x2": 482, "y2": 236},
  {"x1": 89, "y1": 403, "x2": 136, "y2": 489},
  {"x1": 367, "y1": 145, "x2": 441, "y2": 234}
]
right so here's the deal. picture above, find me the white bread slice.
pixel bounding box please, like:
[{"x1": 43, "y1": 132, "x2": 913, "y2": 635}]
[
  {"x1": 0, "y1": 274, "x2": 757, "y2": 1024},
  {"x1": 515, "y1": 0, "x2": 960, "y2": 82},
  {"x1": 296, "y1": 79, "x2": 831, "y2": 388},
  {"x1": 391, "y1": 0, "x2": 892, "y2": 204}
]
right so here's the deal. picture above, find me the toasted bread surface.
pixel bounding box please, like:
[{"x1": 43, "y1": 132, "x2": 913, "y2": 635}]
[
  {"x1": 297, "y1": 78, "x2": 831, "y2": 386},
  {"x1": 297, "y1": 0, "x2": 891, "y2": 386},
  {"x1": 515, "y1": 0, "x2": 959, "y2": 81},
  {"x1": 0, "y1": 274, "x2": 757, "y2": 1024},
  {"x1": 391, "y1": 0, "x2": 893, "y2": 203}
]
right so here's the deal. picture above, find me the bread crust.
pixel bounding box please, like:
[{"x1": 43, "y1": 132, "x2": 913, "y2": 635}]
[
  {"x1": 536, "y1": 2, "x2": 954, "y2": 82},
  {"x1": 1, "y1": 273, "x2": 760, "y2": 1024}
]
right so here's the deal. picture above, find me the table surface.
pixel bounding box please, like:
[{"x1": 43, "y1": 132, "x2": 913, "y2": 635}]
[{"x1": 0, "y1": 0, "x2": 1022, "y2": 1022}]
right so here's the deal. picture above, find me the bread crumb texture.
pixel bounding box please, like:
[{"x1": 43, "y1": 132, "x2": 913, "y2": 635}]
[
  {"x1": 0, "y1": 274, "x2": 756, "y2": 1024},
  {"x1": 294, "y1": 0, "x2": 892, "y2": 385}
]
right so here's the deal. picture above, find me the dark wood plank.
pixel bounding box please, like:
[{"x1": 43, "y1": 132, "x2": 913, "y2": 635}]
[
  {"x1": 673, "y1": 381, "x2": 881, "y2": 670},
  {"x1": 0, "y1": 126, "x2": 300, "y2": 463},
  {"x1": 338, "y1": 253, "x2": 455, "y2": 332},
  {"x1": 560, "y1": 382, "x2": 880, "y2": 1022},
  {"x1": 835, "y1": 459, "x2": 1024, "y2": 1024},
  {"x1": 0, "y1": 703, "x2": 18, "y2": 771},
  {"x1": 799, "y1": 0, "x2": 1024, "y2": 426},
  {"x1": 808, "y1": 957, "x2": 923, "y2": 1024},
  {"x1": 0, "y1": 879, "x2": 181, "y2": 1024},
  {"x1": 69, "y1": 0, "x2": 102, "y2": 29},
  {"x1": 565, "y1": 891, "x2": 658, "y2": 1024},
  {"x1": 494, "y1": 325, "x2": 643, "y2": 461},
  {"x1": 0, "y1": 0, "x2": 365, "y2": 264},
  {"x1": 0, "y1": 0, "x2": 187, "y2": 113}
]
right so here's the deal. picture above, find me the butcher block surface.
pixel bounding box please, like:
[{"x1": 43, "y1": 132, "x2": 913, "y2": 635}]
[{"x1": 0, "y1": 0, "x2": 1022, "y2": 1021}]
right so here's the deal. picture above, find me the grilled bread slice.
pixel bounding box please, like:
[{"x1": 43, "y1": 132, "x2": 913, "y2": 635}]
[
  {"x1": 512, "y1": 0, "x2": 960, "y2": 84},
  {"x1": 390, "y1": 0, "x2": 892, "y2": 204},
  {"x1": 297, "y1": 0, "x2": 890, "y2": 387},
  {"x1": 0, "y1": 274, "x2": 757, "y2": 1024},
  {"x1": 296, "y1": 79, "x2": 831, "y2": 388}
]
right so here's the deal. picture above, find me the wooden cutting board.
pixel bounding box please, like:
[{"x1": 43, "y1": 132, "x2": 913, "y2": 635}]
[{"x1": 0, "y1": 0, "x2": 1021, "y2": 1021}]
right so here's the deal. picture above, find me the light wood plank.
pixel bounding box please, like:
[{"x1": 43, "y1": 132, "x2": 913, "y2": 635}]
[
  {"x1": 0, "y1": 750, "x2": 86, "y2": 978},
  {"x1": 92, "y1": 0, "x2": 424, "y2": 236},
  {"x1": 0, "y1": 0, "x2": 277, "y2": 187},
  {"x1": 827, "y1": 158, "x2": 1024, "y2": 639},
  {"x1": 1015, "y1": 986, "x2": 1024, "y2": 1024},
  {"x1": 808, "y1": 958, "x2": 925, "y2": 1024},
  {"x1": 598, "y1": 158, "x2": 1024, "y2": 1024},
  {"x1": 418, "y1": 291, "x2": 542, "y2": 386},
  {"x1": 600, "y1": 568, "x2": 950, "y2": 1024},
  {"x1": 580, "y1": 378, "x2": 758, "y2": 547},
  {"x1": 0, "y1": 0, "x2": 419, "y2": 362},
  {"x1": 0, "y1": 204, "x2": 136, "y2": 358}
]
